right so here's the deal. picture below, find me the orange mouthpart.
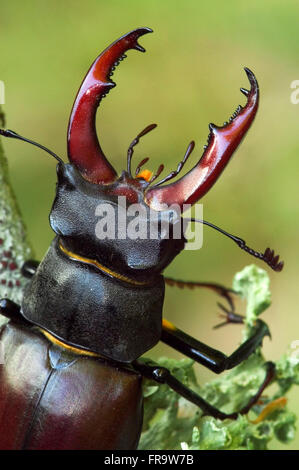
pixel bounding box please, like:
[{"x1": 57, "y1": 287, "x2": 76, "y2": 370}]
[{"x1": 136, "y1": 169, "x2": 153, "y2": 182}]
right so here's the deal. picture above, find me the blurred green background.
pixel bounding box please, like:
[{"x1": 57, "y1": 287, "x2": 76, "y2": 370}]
[{"x1": 0, "y1": 0, "x2": 298, "y2": 449}]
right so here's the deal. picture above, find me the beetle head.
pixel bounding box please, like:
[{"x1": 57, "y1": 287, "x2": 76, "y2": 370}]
[
  {"x1": 50, "y1": 163, "x2": 185, "y2": 281},
  {"x1": 1, "y1": 28, "x2": 265, "y2": 279},
  {"x1": 59, "y1": 28, "x2": 260, "y2": 278}
]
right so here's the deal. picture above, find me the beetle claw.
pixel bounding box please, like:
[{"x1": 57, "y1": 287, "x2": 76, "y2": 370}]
[
  {"x1": 67, "y1": 28, "x2": 153, "y2": 184},
  {"x1": 146, "y1": 67, "x2": 259, "y2": 210},
  {"x1": 213, "y1": 303, "x2": 245, "y2": 329},
  {"x1": 240, "y1": 87, "x2": 249, "y2": 97},
  {"x1": 134, "y1": 43, "x2": 146, "y2": 52}
]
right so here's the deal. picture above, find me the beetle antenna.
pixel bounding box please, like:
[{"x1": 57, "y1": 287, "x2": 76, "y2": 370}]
[
  {"x1": 188, "y1": 218, "x2": 284, "y2": 272},
  {"x1": 127, "y1": 123, "x2": 157, "y2": 176},
  {"x1": 0, "y1": 129, "x2": 64, "y2": 164}
]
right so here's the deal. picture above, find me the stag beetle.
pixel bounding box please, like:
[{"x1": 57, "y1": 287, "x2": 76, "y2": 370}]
[{"x1": 0, "y1": 28, "x2": 283, "y2": 450}]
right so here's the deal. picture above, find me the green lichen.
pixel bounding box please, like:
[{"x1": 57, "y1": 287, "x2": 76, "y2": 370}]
[
  {"x1": 139, "y1": 265, "x2": 299, "y2": 450},
  {"x1": 0, "y1": 107, "x2": 32, "y2": 318}
]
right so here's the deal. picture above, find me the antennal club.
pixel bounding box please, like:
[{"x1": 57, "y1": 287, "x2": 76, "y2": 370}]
[{"x1": 189, "y1": 218, "x2": 284, "y2": 272}]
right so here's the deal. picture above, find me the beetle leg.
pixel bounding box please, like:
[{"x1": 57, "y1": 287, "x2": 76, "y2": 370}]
[
  {"x1": 0, "y1": 298, "x2": 31, "y2": 325},
  {"x1": 21, "y1": 260, "x2": 40, "y2": 278},
  {"x1": 132, "y1": 359, "x2": 275, "y2": 420},
  {"x1": 165, "y1": 277, "x2": 236, "y2": 312},
  {"x1": 213, "y1": 303, "x2": 245, "y2": 329},
  {"x1": 161, "y1": 318, "x2": 270, "y2": 374},
  {"x1": 0, "y1": 110, "x2": 5, "y2": 127}
]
